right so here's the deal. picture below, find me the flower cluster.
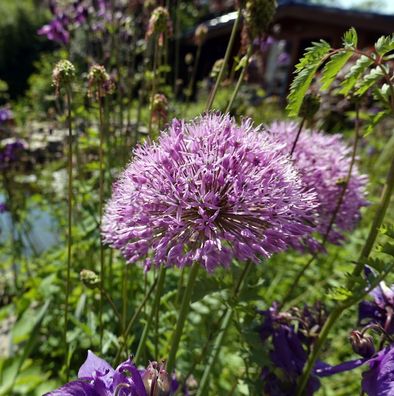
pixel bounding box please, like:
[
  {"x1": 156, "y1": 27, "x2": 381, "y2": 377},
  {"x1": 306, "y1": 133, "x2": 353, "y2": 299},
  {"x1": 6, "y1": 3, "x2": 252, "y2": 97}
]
[
  {"x1": 146, "y1": 6, "x2": 172, "y2": 41},
  {"x1": 45, "y1": 351, "x2": 188, "y2": 396},
  {"x1": 87, "y1": 64, "x2": 115, "y2": 99},
  {"x1": 152, "y1": 93, "x2": 169, "y2": 125},
  {"x1": 52, "y1": 60, "x2": 76, "y2": 95},
  {"x1": 102, "y1": 114, "x2": 317, "y2": 271},
  {"x1": 243, "y1": 0, "x2": 277, "y2": 40},
  {"x1": 268, "y1": 121, "x2": 367, "y2": 250},
  {"x1": 259, "y1": 302, "x2": 327, "y2": 395}
]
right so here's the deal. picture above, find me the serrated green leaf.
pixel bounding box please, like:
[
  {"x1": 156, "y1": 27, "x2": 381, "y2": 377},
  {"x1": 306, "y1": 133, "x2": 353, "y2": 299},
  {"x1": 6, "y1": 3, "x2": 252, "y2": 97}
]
[
  {"x1": 320, "y1": 50, "x2": 353, "y2": 90},
  {"x1": 375, "y1": 34, "x2": 394, "y2": 56},
  {"x1": 355, "y1": 66, "x2": 384, "y2": 96},
  {"x1": 342, "y1": 27, "x2": 358, "y2": 48},
  {"x1": 364, "y1": 110, "x2": 389, "y2": 136},
  {"x1": 287, "y1": 40, "x2": 331, "y2": 117},
  {"x1": 339, "y1": 55, "x2": 373, "y2": 95}
]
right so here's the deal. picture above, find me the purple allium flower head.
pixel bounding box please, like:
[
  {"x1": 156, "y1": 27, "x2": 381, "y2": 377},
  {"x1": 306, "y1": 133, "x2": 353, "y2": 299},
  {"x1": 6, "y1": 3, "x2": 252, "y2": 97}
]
[
  {"x1": 268, "y1": 121, "x2": 368, "y2": 250},
  {"x1": 259, "y1": 303, "x2": 326, "y2": 395},
  {"x1": 0, "y1": 107, "x2": 13, "y2": 124},
  {"x1": 45, "y1": 350, "x2": 147, "y2": 396},
  {"x1": 102, "y1": 114, "x2": 317, "y2": 271},
  {"x1": 359, "y1": 281, "x2": 394, "y2": 334}
]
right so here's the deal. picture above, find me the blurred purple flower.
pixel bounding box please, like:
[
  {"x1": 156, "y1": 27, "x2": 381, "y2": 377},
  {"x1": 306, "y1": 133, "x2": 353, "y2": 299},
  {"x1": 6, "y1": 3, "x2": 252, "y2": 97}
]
[
  {"x1": 45, "y1": 350, "x2": 146, "y2": 396},
  {"x1": 0, "y1": 203, "x2": 7, "y2": 213},
  {"x1": 0, "y1": 140, "x2": 25, "y2": 170},
  {"x1": 259, "y1": 303, "x2": 326, "y2": 395},
  {"x1": 0, "y1": 107, "x2": 13, "y2": 124},
  {"x1": 38, "y1": 17, "x2": 70, "y2": 44},
  {"x1": 269, "y1": 121, "x2": 368, "y2": 250},
  {"x1": 253, "y1": 35, "x2": 275, "y2": 53},
  {"x1": 277, "y1": 52, "x2": 290, "y2": 65},
  {"x1": 359, "y1": 281, "x2": 394, "y2": 334},
  {"x1": 102, "y1": 114, "x2": 317, "y2": 271}
]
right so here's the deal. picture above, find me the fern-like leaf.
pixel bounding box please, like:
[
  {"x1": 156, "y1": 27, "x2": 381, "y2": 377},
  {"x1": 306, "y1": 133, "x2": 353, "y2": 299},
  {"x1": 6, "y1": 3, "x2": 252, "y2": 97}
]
[
  {"x1": 287, "y1": 40, "x2": 331, "y2": 117},
  {"x1": 355, "y1": 66, "x2": 384, "y2": 96},
  {"x1": 375, "y1": 34, "x2": 394, "y2": 56},
  {"x1": 339, "y1": 55, "x2": 373, "y2": 96},
  {"x1": 342, "y1": 27, "x2": 358, "y2": 48},
  {"x1": 320, "y1": 50, "x2": 353, "y2": 90}
]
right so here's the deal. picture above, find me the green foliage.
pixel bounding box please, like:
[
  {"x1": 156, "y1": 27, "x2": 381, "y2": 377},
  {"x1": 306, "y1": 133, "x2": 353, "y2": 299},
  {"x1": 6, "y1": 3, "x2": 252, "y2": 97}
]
[
  {"x1": 375, "y1": 34, "x2": 394, "y2": 56},
  {"x1": 286, "y1": 40, "x2": 331, "y2": 117},
  {"x1": 320, "y1": 50, "x2": 353, "y2": 91}
]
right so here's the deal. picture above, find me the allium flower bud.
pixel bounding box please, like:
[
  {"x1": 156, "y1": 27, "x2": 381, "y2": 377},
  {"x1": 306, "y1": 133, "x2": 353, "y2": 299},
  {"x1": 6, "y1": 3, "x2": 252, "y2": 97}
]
[
  {"x1": 194, "y1": 23, "x2": 208, "y2": 46},
  {"x1": 52, "y1": 60, "x2": 75, "y2": 96},
  {"x1": 349, "y1": 330, "x2": 375, "y2": 358},
  {"x1": 184, "y1": 53, "x2": 194, "y2": 66},
  {"x1": 210, "y1": 59, "x2": 225, "y2": 79},
  {"x1": 244, "y1": 0, "x2": 277, "y2": 39},
  {"x1": 152, "y1": 93, "x2": 168, "y2": 124},
  {"x1": 147, "y1": 6, "x2": 171, "y2": 39},
  {"x1": 80, "y1": 269, "x2": 100, "y2": 289},
  {"x1": 142, "y1": 361, "x2": 171, "y2": 396},
  {"x1": 299, "y1": 93, "x2": 320, "y2": 120},
  {"x1": 87, "y1": 64, "x2": 114, "y2": 99}
]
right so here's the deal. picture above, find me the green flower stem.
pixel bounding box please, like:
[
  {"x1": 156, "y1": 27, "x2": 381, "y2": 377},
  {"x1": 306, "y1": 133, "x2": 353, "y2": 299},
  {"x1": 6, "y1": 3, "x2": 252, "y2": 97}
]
[
  {"x1": 167, "y1": 261, "x2": 200, "y2": 373},
  {"x1": 205, "y1": 8, "x2": 241, "y2": 112},
  {"x1": 98, "y1": 93, "x2": 105, "y2": 352},
  {"x1": 115, "y1": 274, "x2": 158, "y2": 363},
  {"x1": 148, "y1": 38, "x2": 160, "y2": 137},
  {"x1": 196, "y1": 262, "x2": 251, "y2": 396},
  {"x1": 281, "y1": 108, "x2": 361, "y2": 306},
  {"x1": 296, "y1": 152, "x2": 394, "y2": 396},
  {"x1": 135, "y1": 266, "x2": 166, "y2": 363},
  {"x1": 225, "y1": 45, "x2": 253, "y2": 113},
  {"x1": 64, "y1": 87, "x2": 73, "y2": 379}
]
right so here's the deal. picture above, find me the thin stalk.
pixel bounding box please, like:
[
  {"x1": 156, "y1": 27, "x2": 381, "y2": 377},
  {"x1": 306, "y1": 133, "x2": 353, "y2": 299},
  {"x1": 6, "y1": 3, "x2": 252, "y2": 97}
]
[
  {"x1": 167, "y1": 261, "x2": 200, "y2": 373},
  {"x1": 205, "y1": 9, "x2": 241, "y2": 111},
  {"x1": 290, "y1": 118, "x2": 306, "y2": 156},
  {"x1": 102, "y1": 287, "x2": 121, "y2": 324},
  {"x1": 196, "y1": 262, "x2": 252, "y2": 396},
  {"x1": 281, "y1": 107, "x2": 361, "y2": 306},
  {"x1": 148, "y1": 38, "x2": 160, "y2": 137},
  {"x1": 135, "y1": 266, "x2": 166, "y2": 363},
  {"x1": 173, "y1": 0, "x2": 180, "y2": 91},
  {"x1": 98, "y1": 93, "x2": 105, "y2": 352},
  {"x1": 185, "y1": 44, "x2": 202, "y2": 108},
  {"x1": 115, "y1": 275, "x2": 158, "y2": 362},
  {"x1": 64, "y1": 87, "x2": 73, "y2": 379},
  {"x1": 296, "y1": 152, "x2": 394, "y2": 396},
  {"x1": 225, "y1": 45, "x2": 253, "y2": 113}
]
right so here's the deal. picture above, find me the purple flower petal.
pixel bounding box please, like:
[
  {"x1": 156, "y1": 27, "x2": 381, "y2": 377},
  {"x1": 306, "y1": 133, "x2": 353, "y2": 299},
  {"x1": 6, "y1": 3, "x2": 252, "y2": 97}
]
[
  {"x1": 44, "y1": 380, "x2": 96, "y2": 396},
  {"x1": 78, "y1": 350, "x2": 114, "y2": 380}
]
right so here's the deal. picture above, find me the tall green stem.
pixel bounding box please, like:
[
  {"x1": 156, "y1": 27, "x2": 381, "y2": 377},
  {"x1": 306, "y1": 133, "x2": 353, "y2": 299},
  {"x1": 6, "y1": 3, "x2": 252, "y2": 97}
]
[
  {"x1": 225, "y1": 45, "x2": 253, "y2": 113},
  {"x1": 205, "y1": 9, "x2": 241, "y2": 112},
  {"x1": 148, "y1": 38, "x2": 160, "y2": 137},
  {"x1": 98, "y1": 93, "x2": 105, "y2": 352},
  {"x1": 64, "y1": 88, "x2": 73, "y2": 379},
  {"x1": 167, "y1": 261, "x2": 200, "y2": 373},
  {"x1": 196, "y1": 262, "x2": 251, "y2": 396},
  {"x1": 135, "y1": 266, "x2": 166, "y2": 363},
  {"x1": 296, "y1": 152, "x2": 394, "y2": 395}
]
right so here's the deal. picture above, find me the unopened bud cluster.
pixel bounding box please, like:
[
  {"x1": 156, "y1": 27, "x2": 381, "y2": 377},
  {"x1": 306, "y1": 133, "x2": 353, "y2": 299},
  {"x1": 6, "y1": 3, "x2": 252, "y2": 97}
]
[
  {"x1": 194, "y1": 23, "x2": 208, "y2": 46},
  {"x1": 147, "y1": 6, "x2": 171, "y2": 39},
  {"x1": 142, "y1": 361, "x2": 171, "y2": 396},
  {"x1": 87, "y1": 64, "x2": 114, "y2": 99},
  {"x1": 152, "y1": 93, "x2": 168, "y2": 124},
  {"x1": 52, "y1": 60, "x2": 76, "y2": 95},
  {"x1": 244, "y1": 0, "x2": 277, "y2": 39},
  {"x1": 80, "y1": 269, "x2": 100, "y2": 289}
]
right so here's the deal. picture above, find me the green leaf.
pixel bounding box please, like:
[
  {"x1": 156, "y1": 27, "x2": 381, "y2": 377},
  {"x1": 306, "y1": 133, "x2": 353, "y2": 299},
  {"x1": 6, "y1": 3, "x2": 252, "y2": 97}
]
[
  {"x1": 364, "y1": 110, "x2": 390, "y2": 136},
  {"x1": 339, "y1": 55, "x2": 373, "y2": 95},
  {"x1": 320, "y1": 50, "x2": 353, "y2": 90},
  {"x1": 375, "y1": 34, "x2": 394, "y2": 56},
  {"x1": 355, "y1": 66, "x2": 384, "y2": 96},
  {"x1": 287, "y1": 40, "x2": 331, "y2": 117},
  {"x1": 342, "y1": 27, "x2": 358, "y2": 48}
]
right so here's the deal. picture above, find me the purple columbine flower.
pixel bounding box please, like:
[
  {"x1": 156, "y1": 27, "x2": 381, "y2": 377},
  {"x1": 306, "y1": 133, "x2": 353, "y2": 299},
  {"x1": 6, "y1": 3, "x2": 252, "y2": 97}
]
[
  {"x1": 359, "y1": 281, "x2": 394, "y2": 334},
  {"x1": 102, "y1": 114, "x2": 318, "y2": 271},
  {"x1": 0, "y1": 140, "x2": 26, "y2": 170},
  {"x1": 268, "y1": 121, "x2": 368, "y2": 251},
  {"x1": 38, "y1": 16, "x2": 70, "y2": 44},
  {"x1": 317, "y1": 343, "x2": 394, "y2": 396},
  {"x1": 45, "y1": 350, "x2": 146, "y2": 396},
  {"x1": 259, "y1": 303, "x2": 326, "y2": 395}
]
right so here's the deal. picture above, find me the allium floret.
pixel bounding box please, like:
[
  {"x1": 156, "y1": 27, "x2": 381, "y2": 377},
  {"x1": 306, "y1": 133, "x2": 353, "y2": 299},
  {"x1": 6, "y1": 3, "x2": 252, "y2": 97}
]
[
  {"x1": 268, "y1": 121, "x2": 367, "y2": 250},
  {"x1": 102, "y1": 113, "x2": 317, "y2": 271}
]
